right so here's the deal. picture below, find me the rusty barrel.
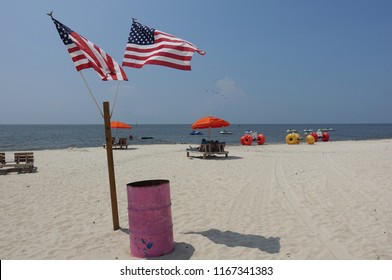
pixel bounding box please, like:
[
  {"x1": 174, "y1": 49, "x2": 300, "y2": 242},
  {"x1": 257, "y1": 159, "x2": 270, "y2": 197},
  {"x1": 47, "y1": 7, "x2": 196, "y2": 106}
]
[{"x1": 127, "y1": 179, "x2": 174, "y2": 258}]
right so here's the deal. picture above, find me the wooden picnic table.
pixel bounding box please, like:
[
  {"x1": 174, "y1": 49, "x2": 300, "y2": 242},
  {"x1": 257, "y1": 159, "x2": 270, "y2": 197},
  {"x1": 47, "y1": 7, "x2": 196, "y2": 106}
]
[{"x1": 186, "y1": 142, "x2": 229, "y2": 159}]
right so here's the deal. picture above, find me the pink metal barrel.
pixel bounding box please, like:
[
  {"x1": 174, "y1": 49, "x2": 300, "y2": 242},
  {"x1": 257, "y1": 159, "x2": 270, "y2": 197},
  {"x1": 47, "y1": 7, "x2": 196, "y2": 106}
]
[{"x1": 127, "y1": 179, "x2": 174, "y2": 258}]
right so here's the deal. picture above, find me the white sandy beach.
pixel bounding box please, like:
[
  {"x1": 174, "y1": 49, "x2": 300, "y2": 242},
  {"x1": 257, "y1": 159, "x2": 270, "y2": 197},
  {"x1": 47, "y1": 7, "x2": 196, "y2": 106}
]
[{"x1": 1, "y1": 139, "x2": 392, "y2": 260}]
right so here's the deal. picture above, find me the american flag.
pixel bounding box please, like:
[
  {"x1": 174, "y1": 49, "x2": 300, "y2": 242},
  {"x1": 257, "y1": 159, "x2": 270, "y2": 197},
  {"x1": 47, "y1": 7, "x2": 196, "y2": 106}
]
[
  {"x1": 122, "y1": 20, "x2": 205, "y2": 71},
  {"x1": 51, "y1": 17, "x2": 128, "y2": 81}
]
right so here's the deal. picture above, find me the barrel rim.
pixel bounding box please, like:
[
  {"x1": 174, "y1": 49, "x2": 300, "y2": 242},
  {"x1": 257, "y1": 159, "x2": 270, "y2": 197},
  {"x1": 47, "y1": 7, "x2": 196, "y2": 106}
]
[{"x1": 127, "y1": 179, "x2": 169, "y2": 188}]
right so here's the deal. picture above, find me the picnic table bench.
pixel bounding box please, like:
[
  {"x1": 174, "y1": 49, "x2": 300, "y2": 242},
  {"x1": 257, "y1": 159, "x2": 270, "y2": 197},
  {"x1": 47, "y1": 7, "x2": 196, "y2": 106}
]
[
  {"x1": 186, "y1": 142, "x2": 229, "y2": 159},
  {"x1": 103, "y1": 137, "x2": 128, "y2": 149}
]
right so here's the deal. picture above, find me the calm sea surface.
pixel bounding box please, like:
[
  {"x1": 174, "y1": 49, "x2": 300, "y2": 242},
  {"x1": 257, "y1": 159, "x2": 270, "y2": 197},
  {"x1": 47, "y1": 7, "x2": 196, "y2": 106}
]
[{"x1": 1, "y1": 124, "x2": 392, "y2": 151}]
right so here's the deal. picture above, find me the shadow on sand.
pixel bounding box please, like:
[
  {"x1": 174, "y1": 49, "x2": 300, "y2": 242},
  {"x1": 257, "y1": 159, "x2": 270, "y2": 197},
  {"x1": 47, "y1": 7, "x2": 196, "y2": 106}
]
[{"x1": 185, "y1": 229, "x2": 280, "y2": 254}]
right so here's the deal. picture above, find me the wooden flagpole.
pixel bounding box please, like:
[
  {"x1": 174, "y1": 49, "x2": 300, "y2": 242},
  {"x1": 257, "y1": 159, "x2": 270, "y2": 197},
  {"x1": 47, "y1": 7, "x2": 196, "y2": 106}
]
[{"x1": 103, "y1": 101, "x2": 119, "y2": 230}]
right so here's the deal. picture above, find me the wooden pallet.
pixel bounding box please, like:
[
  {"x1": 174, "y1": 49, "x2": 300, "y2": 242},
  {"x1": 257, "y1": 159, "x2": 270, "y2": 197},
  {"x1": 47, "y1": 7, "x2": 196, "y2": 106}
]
[{"x1": 0, "y1": 152, "x2": 35, "y2": 173}]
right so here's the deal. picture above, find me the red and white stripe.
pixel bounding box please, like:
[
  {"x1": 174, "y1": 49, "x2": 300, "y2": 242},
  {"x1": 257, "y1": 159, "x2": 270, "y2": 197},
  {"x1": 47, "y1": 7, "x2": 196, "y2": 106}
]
[
  {"x1": 123, "y1": 30, "x2": 205, "y2": 71},
  {"x1": 69, "y1": 32, "x2": 127, "y2": 81}
]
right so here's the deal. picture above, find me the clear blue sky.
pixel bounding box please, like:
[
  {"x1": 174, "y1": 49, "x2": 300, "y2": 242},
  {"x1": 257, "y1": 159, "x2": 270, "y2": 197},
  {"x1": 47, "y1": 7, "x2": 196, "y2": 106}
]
[{"x1": 1, "y1": 0, "x2": 391, "y2": 124}]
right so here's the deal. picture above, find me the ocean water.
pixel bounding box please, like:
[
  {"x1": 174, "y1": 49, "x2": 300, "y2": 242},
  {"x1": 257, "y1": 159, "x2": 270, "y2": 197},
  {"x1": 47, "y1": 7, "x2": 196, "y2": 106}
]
[{"x1": 0, "y1": 124, "x2": 392, "y2": 151}]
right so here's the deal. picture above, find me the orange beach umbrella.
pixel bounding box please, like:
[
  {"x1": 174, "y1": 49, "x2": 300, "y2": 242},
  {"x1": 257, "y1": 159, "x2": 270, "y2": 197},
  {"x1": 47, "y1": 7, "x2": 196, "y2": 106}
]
[
  {"x1": 110, "y1": 121, "x2": 132, "y2": 137},
  {"x1": 110, "y1": 121, "x2": 132, "y2": 129},
  {"x1": 191, "y1": 116, "x2": 230, "y2": 138}
]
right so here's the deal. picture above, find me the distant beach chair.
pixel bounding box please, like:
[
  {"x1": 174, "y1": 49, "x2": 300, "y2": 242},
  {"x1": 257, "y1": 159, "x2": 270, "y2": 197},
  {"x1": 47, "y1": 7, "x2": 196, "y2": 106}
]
[
  {"x1": 103, "y1": 137, "x2": 128, "y2": 149},
  {"x1": 186, "y1": 140, "x2": 228, "y2": 159},
  {"x1": 116, "y1": 138, "x2": 128, "y2": 149},
  {"x1": 211, "y1": 140, "x2": 226, "y2": 152}
]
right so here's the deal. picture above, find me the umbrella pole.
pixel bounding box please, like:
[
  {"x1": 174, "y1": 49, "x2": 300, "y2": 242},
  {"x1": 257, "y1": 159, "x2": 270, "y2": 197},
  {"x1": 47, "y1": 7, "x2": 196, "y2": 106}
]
[{"x1": 103, "y1": 101, "x2": 119, "y2": 231}]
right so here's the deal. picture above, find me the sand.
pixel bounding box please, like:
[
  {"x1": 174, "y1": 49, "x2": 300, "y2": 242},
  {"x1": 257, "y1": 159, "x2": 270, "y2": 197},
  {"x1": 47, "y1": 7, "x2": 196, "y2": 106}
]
[{"x1": 1, "y1": 139, "x2": 392, "y2": 260}]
